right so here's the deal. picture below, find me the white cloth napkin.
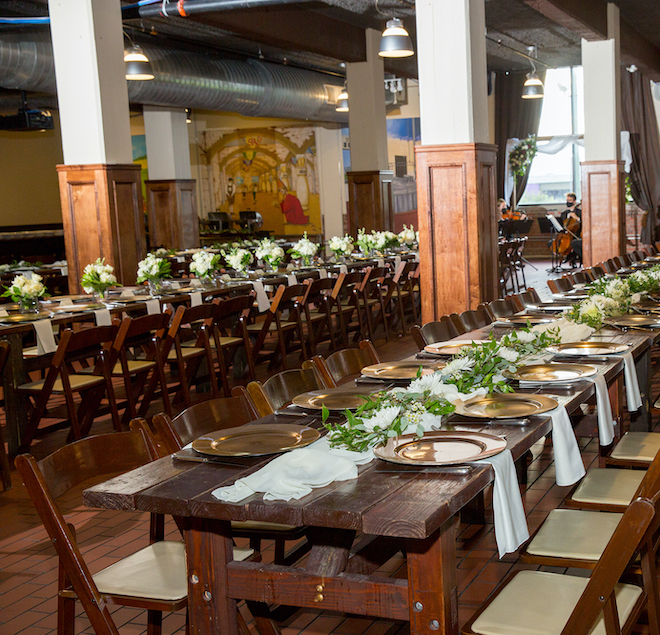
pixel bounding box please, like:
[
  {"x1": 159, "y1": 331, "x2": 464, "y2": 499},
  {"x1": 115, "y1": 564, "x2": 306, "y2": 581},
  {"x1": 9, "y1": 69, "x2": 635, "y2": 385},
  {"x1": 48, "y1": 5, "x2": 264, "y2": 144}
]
[
  {"x1": 0, "y1": 309, "x2": 7, "y2": 317},
  {"x1": 212, "y1": 437, "x2": 374, "y2": 503},
  {"x1": 319, "y1": 269, "x2": 328, "y2": 279},
  {"x1": 617, "y1": 351, "x2": 642, "y2": 412},
  {"x1": 251, "y1": 281, "x2": 270, "y2": 312},
  {"x1": 190, "y1": 292, "x2": 203, "y2": 307},
  {"x1": 33, "y1": 320, "x2": 57, "y2": 355},
  {"x1": 339, "y1": 264, "x2": 348, "y2": 275},
  {"x1": 377, "y1": 259, "x2": 385, "y2": 268},
  {"x1": 176, "y1": 256, "x2": 185, "y2": 263},
  {"x1": 286, "y1": 274, "x2": 298, "y2": 286},
  {"x1": 169, "y1": 281, "x2": 181, "y2": 289},
  {"x1": 546, "y1": 405, "x2": 586, "y2": 486},
  {"x1": 531, "y1": 317, "x2": 595, "y2": 343},
  {"x1": 94, "y1": 309, "x2": 111, "y2": 326},
  {"x1": 394, "y1": 255, "x2": 402, "y2": 271},
  {"x1": 476, "y1": 450, "x2": 529, "y2": 558},
  {"x1": 582, "y1": 374, "x2": 615, "y2": 446},
  {"x1": 190, "y1": 279, "x2": 202, "y2": 287},
  {"x1": 58, "y1": 297, "x2": 74, "y2": 307},
  {"x1": 146, "y1": 299, "x2": 160, "y2": 315},
  {"x1": 120, "y1": 290, "x2": 136, "y2": 299}
]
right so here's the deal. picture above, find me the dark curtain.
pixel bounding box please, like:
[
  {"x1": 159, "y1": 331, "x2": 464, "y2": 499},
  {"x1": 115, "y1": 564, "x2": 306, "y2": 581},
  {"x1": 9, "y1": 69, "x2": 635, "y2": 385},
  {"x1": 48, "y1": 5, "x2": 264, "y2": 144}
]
[
  {"x1": 621, "y1": 71, "x2": 660, "y2": 245},
  {"x1": 494, "y1": 70, "x2": 546, "y2": 205}
]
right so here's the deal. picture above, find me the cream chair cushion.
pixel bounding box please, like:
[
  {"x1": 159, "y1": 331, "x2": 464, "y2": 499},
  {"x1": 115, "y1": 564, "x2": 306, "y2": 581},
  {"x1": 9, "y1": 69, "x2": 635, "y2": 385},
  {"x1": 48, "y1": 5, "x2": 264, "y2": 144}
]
[
  {"x1": 571, "y1": 468, "x2": 644, "y2": 506},
  {"x1": 526, "y1": 509, "x2": 623, "y2": 560},
  {"x1": 168, "y1": 347, "x2": 204, "y2": 359},
  {"x1": 471, "y1": 570, "x2": 642, "y2": 635},
  {"x1": 93, "y1": 541, "x2": 253, "y2": 601},
  {"x1": 18, "y1": 374, "x2": 104, "y2": 393},
  {"x1": 610, "y1": 432, "x2": 660, "y2": 462}
]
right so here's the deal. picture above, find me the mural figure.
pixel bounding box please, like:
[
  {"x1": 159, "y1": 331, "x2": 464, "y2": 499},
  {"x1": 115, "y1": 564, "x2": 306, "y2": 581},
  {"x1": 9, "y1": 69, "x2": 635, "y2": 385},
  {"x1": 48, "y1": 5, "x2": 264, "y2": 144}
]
[
  {"x1": 276, "y1": 181, "x2": 309, "y2": 225},
  {"x1": 226, "y1": 177, "x2": 236, "y2": 215}
]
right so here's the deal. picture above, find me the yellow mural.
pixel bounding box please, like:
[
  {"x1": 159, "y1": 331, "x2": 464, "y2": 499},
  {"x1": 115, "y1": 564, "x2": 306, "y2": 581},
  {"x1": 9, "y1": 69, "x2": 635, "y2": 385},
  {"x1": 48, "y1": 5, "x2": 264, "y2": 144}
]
[{"x1": 200, "y1": 126, "x2": 321, "y2": 236}]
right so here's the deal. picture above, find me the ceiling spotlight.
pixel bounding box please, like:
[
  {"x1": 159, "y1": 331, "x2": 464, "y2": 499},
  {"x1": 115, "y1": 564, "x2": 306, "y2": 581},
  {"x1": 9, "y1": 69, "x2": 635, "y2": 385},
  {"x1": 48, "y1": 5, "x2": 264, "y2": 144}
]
[
  {"x1": 522, "y1": 54, "x2": 544, "y2": 99},
  {"x1": 124, "y1": 44, "x2": 154, "y2": 81},
  {"x1": 336, "y1": 84, "x2": 349, "y2": 112},
  {"x1": 185, "y1": 108, "x2": 192, "y2": 124},
  {"x1": 379, "y1": 18, "x2": 414, "y2": 58}
]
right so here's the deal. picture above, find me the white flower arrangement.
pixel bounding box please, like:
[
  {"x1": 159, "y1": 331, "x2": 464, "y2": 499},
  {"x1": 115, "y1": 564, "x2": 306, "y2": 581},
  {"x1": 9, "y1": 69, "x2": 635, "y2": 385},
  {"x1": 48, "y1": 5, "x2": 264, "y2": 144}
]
[
  {"x1": 152, "y1": 247, "x2": 175, "y2": 257},
  {"x1": 373, "y1": 230, "x2": 399, "y2": 251},
  {"x1": 255, "y1": 238, "x2": 285, "y2": 268},
  {"x1": 223, "y1": 247, "x2": 253, "y2": 273},
  {"x1": 355, "y1": 229, "x2": 376, "y2": 255},
  {"x1": 509, "y1": 135, "x2": 537, "y2": 179},
  {"x1": 328, "y1": 235, "x2": 354, "y2": 258},
  {"x1": 136, "y1": 254, "x2": 172, "y2": 284},
  {"x1": 2, "y1": 273, "x2": 47, "y2": 309},
  {"x1": 289, "y1": 232, "x2": 318, "y2": 265},
  {"x1": 80, "y1": 258, "x2": 117, "y2": 296},
  {"x1": 189, "y1": 251, "x2": 222, "y2": 280},
  {"x1": 398, "y1": 225, "x2": 417, "y2": 247}
]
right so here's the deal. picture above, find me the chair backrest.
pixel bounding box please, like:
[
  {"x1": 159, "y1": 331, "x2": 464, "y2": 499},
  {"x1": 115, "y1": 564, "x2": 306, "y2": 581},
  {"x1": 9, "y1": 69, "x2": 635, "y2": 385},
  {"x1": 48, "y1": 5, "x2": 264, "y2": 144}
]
[
  {"x1": 547, "y1": 277, "x2": 572, "y2": 294},
  {"x1": 447, "y1": 313, "x2": 467, "y2": 335},
  {"x1": 514, "y1": 289, "x2": 540, "y2": 308},
  {"x1": 310, "y1": 340, "x2": 380, "y2": 388},
  {"x1": 420, "y1": 320, "x2": 455, "y2": 344},
  {"x1": 589, "y1": 265, "x2": 606, "y2": 280},
  {"x1": 246, "y1": 367, "x2": 322, "y2": 416},
  {"x1": 410, "y1": 325, "x2": 426, "y2": 350},
  {"x1": 484, "y1": 298, "x2": 517, "y2": 320},
  {"x1": 459, "y1": 308, "x2": 492, "y2": 332},
  {"x1": 151, "y1": 395, "x2": 258, "y2": 453},
  {"x1": 15, "y1": 429, "x2": 155, "y2": 635}
]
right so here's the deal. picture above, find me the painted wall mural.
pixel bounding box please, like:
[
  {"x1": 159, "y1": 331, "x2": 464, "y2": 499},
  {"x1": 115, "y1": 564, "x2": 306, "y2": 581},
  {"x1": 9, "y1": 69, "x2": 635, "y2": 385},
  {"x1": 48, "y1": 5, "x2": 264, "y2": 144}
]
[{"x1": 199, "y1": 126, "x2": 321, "y2": 236}]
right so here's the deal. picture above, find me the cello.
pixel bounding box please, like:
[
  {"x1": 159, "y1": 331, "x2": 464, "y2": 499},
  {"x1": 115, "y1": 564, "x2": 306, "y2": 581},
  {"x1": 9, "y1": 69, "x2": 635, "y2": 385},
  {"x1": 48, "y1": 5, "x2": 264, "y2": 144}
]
[{"x1": 551, "y1": 211, "x2": 581, "y2": 257}]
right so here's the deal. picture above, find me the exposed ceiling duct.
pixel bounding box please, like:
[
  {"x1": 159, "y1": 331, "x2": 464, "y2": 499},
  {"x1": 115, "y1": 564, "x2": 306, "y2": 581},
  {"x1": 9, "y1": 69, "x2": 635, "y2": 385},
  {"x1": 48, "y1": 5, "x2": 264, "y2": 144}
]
[{"x1": 0, "y1": 31, "x2": 347, "y2": 122}]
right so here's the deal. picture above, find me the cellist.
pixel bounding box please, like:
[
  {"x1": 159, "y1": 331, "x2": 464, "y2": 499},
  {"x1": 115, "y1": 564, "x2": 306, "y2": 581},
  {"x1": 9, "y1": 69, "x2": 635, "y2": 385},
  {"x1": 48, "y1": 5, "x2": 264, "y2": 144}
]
[{"x1": 553, "y1": 192, "x2": 582, "y2": 266}]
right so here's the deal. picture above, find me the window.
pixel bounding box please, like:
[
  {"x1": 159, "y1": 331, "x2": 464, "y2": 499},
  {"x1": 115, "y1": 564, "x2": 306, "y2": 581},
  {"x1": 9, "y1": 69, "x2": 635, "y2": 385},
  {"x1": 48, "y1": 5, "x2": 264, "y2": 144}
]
[{"x1": 519, "y1": 67, "x2": 584, "y2": 205}]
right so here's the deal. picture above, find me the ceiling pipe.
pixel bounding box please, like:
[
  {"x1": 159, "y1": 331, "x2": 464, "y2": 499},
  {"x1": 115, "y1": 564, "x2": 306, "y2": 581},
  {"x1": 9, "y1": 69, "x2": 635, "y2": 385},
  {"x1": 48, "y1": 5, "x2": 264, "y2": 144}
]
[
  {"x1": 124, "y1": 0, "x2": 315, "y2": 20},
  {"x1": 0, "y1": 32, "x2": 347, "y2": 122}
]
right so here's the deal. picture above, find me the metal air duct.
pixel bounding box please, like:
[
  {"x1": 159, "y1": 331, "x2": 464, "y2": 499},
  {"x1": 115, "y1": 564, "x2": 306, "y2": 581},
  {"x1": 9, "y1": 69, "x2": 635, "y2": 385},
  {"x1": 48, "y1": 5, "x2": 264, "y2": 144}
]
[{"x1": 0, "y1": 32, "x2": 347, "y2": 122}]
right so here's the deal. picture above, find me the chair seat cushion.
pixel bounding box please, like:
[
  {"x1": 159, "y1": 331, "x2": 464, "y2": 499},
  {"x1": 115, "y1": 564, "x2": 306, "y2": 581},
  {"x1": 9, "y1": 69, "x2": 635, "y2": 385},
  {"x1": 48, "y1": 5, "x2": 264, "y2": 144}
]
[
  {"x1": 571, "y1": 468, "x2": 644, "y2": 506},
  {"x1": 114, "y1": 360, "x2": 156, "y2": 374},
  {"x1": 610, "y1": 431, "x2": 660, "y2": 462},
  {"x1": 18, "y1": 374, "x2": 105, "y2": 393},
  {"x1": 246, "y1": 321, "x2": 296, "y2": 332},
  {"x1": 93, "y1": 541, "x2": 253, "y2": 601},
  {"x1": 471, "y1": 570, "x2": 642, "y2": 635},
  {"x1": 168, "y1": 348, "x2": 204, "y2": 360},
  {"x1": 526, "y1": 509, "x2": 622, "y2": 561}
]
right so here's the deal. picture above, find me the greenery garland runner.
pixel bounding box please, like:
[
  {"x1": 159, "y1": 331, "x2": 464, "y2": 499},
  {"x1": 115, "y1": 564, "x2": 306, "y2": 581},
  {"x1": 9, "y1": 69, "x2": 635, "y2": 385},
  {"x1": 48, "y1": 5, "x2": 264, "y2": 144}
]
[{"x1": 322, "y1": 327, "x2": 561, "y2": 452}]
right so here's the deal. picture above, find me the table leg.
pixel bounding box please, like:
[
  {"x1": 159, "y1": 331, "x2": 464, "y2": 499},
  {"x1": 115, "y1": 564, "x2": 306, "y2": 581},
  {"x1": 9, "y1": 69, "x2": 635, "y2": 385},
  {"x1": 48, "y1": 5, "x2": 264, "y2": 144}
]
[
  {"x1": 185, "y1": 517, "x2": 238, "y2": 635},
  {"x1": 2, "y1": 333, "x2": 30, "y2": 456},
  {"x1": 406, "y1": 519, "x2": 458, "y2": 635}
]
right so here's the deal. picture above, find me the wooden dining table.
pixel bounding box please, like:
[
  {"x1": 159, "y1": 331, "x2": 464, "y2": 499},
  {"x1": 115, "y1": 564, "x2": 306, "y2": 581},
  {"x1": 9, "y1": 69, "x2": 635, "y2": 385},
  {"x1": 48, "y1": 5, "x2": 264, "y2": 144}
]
[{"x1": 83, "y1": 326, "x2": 652, "y2": 635}]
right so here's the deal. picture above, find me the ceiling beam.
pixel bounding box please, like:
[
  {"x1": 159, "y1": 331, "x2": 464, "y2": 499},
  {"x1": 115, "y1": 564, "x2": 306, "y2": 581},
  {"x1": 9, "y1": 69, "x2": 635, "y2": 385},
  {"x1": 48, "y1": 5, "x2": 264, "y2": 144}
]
[
  {"x1": 189, "y1": 6, "x2": 367, "y2": 63},
  {"x1": 523, "y1": 0, "x2": 606, "y2": 41},
  {"x1": 620, "y1": 18, "x2": 660, "y2": 81}
]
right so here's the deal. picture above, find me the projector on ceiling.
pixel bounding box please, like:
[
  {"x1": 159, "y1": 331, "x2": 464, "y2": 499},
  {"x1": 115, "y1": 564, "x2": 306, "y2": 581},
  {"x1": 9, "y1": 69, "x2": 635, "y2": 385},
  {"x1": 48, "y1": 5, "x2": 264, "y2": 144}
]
[{"x1": 0, "y1": 108, "x2": 54, "y2": 131}]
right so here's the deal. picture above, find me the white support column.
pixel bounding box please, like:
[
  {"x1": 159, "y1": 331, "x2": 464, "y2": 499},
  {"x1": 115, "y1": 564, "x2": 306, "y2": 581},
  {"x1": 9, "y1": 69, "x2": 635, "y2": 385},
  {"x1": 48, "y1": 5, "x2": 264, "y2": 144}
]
[
  {"x1": 416, "y1": 0, "x2": 489, "y2": 145},
  {"x1": 315, "y1": 126, "x2": 346, "y2": 238},
  {"x1": 48, "y1": 0, "x2": 132, "y2": 164},
  {"x1": 346, "y1": 28, "x2": 388, "y2": 172},
  {"x1": 144, "y1": 106, "x2": 193, "y2": 180}
]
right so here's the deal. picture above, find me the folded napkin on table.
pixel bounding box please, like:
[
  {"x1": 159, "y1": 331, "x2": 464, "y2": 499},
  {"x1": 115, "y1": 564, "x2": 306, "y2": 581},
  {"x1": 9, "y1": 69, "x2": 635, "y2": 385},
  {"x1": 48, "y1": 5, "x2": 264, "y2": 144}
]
[
  {"x1": 0, "y1": 309, "x2": 7, "y2": 317},
  {"x1": 616, "y1": 351, "x2": 642, "y2": 412},
  {"x1": 476, "y1": 449, "x2": 529, "y2": 558},
  {"x1": 251, "y1": 281, "x2": 270, "y2": 312},
  {"x1": 169, "y1": 281, "x2": 181, "y2": 289},
  {"x1": 94, "y1": 309, "x2": 112, "y2": 326},
  {"x1": 286, "y1": 274, "x2": 298, "y2": 287},
  {"x1": 190, "y1": 292, "x2": 203, "y2": 307},
  {"x1": 339, "y1": 264, "x2": 348, "y2": 275},
  {"x1": 545, "y1": 405, "x2": 586, "y2": 486},
  {"x1": 531, "y1": 317, "x2": 595, "y2": 343},
  {"x1": 120, "y1": 290, "x2": 136, "y2": 299},
  {"x1": 212, "y1": 437, "x2": 374, "y2": 503},
  {"x1": 33, "y1": 319, "x2": 57, "y2": 355},
  {"x1": 190, "y1": 279, "x2": 202, "y2": 287},
  {"x1": 319, "y1": 269, "x2": 328, "y2": 279},
  {"x1": 377, "y1": 259, "x2": 385, "y2": 268},
  {"x1": 59, "y1": 297, "x2": 74, "y2": 307},
  {"x1": 146, "y1": 299, "x2": 161, "y2": 315},
  {"x1": 394, "y1": 255, "x2": 402, "y2": 271}
]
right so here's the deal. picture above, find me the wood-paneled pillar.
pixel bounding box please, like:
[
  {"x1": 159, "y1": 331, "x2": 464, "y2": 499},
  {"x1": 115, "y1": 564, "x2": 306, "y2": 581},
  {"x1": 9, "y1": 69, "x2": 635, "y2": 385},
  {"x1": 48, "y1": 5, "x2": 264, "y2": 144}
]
[
  {"x1": 146, "y1": 179, "x2": 199, "y2": 250},
  {"x1": 57, "y1": 164, "x2": 146, "y2": 292},
  {"x1": 416, "y1": 143, "x2": 499, "y2": 322},
  {"x1": 347, "y1": 170, "x2": 394, "y2": 233},
  {"x1": 581, "y1": 160, "x2": 625, "y2": 266}
]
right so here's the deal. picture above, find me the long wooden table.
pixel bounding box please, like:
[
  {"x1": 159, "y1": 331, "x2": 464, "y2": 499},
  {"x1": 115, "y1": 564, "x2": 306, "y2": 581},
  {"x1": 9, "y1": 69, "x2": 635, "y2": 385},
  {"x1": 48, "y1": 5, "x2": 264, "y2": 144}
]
[{"x1": 82, "y1": 328, "x2": 652, "y2": 635}]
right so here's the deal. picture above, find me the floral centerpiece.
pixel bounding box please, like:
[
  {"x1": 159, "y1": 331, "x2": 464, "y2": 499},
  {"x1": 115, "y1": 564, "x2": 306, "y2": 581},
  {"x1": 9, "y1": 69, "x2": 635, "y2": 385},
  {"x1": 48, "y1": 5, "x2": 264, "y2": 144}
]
[
  {"x1": 323, "y1": 327, "x2": 561, "y2": 452},
  {"x1": 255, "y1": 238, "x2": 285, "y2": 271},
  {"x1": 373, "y1": 230, "x2": 399, "y2": 252},
  {"x1": 289, "y1": 232, "x2": 318, "y2": 266},
  {"x1": 152, "y1": 247, "x2": 176, "y2": 257},
  {"x1": 80, "y1": 258, "x2": 117, "y2": 300},
  {"x1": 136, "y1": 254, "x2": 172, "y2": 295},
  {"x1": 2, "y1": 274, "x2": 48, "y2": 313},
  {"x1": 327, "y1": 235, "x2": 354, "y2": 260},
  {"x1": 398, "y1": 225, "x2": 417, "y2": 248},
  {"x1": 189, "y1": 251, "x2": 223, "y2": 282},
  {"x1": 355, "y1": 229, "x2": 376, "y2": 256},
  {"x1": 509, "y1": 135, "x2": 537, "y2": 179},
  {"x1": 223, "y1": 247, "x2": 254, "y2": 274}
]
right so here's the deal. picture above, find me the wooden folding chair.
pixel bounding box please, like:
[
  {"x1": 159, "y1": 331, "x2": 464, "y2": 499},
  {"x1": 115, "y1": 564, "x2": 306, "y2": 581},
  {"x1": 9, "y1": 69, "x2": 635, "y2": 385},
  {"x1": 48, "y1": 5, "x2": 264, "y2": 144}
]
[
  {"x1": 243, "y1": 367, "x2": 323, "y2": 417},
  {"x1": 483, "y1": 297, "x2": 518, "y2": 321},
  {"x1": 392, "y1": 261, "x2": 420, "y2": 330},
  {"x1": 308, "y1": 340, "x2": 380, "y2": 388},
  {"x1": 334, "y1": 271, "x2": 367, "y2": 347},
  {"x1": 0, "y1": 341, "x2": 12, "y2": 490},
  {"x1": 410, "y1": 324, "x2": 426, "y2": 350},
  {"x1": 419, "y1": 320, "x2": 456, "y2": 345},
  {"x1": 301, "y1": 276, "x2": 342, "y2": 355},
  {"x1": 458, "y1": 308, "x2": 492, "y2": 332},
  {"x1": 17, "y1": 325, "x2": 120, "y2": 453},
  {"x1": 15, "y1": 429, "x2": 191, "y2": 635},
  {"x1": 355, "y1": 267, "x2": 390, "y2": 342}
]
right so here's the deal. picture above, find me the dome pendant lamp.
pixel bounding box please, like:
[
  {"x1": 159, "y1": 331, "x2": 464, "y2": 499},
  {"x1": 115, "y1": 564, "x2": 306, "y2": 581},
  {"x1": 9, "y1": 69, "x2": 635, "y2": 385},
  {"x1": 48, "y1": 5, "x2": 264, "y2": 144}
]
[
  {"x1": 124, "y1": 43, "x2": 154, "y2": 81},
  {"x1": 379, "y1": 18, "x2": 414, "y2": 58}
]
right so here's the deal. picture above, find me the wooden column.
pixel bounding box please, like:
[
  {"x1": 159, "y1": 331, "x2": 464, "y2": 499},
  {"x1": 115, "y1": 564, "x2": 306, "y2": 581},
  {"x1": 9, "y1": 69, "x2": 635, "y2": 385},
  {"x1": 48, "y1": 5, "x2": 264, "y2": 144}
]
[
  {"x1": 347, "y1": 170, "x2": 394, "y2": 233},
  {"x1": 57, "y1": 163, "x2": 146, "y2": 292},
  {"x1": 146, "y1": 179, "x2": 199, "y2": 250},
  {"x1": 581, "y1": 160, "x2": 625, "y2": 267},
  {"x1": 416, "y1": 143, "x2": 499, "y2": 322}
]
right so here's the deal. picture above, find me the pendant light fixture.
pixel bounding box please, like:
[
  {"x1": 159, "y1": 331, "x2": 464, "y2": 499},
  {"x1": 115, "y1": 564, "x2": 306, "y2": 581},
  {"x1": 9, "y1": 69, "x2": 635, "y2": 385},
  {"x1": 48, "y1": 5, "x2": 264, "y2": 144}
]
[
  {"x1": 124, "y1": 42, "x2": 154, "y2": 81},
  {"x1": 336, "y1": 84, "x2": 349, "y2": 112},
  {"x1": 522, "y1": 48, "x2": 543, "y2": 99},
  {"x1": 379, "y1": 18, "x2": 414, "y2": 58}
]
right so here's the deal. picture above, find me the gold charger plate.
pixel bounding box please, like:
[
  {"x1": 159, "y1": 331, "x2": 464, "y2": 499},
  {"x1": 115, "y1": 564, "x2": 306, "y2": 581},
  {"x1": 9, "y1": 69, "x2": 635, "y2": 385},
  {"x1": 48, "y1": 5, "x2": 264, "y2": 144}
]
[
  {"x1": 605, "y1": 315, "x2": 660, "y2": 328},
  {"x1": 498, "y1": 315, "x2": 556, "y2": 325},
  {"x1": 293, "y1": 386, "x2": 381, "y2": 411},
  {"x1": 548, "y1": 341, "x2": 630, "y2": 355},
  {"x1": 361, "y1": 360, "x2": 445, "y2": 379},
  {"x1": 423, "y1": 339, "x2": 481, "y2": 356},
  {"x1": 50, "y1": 303, "x2": 106, "y2": 313},
  {"x1": 524, "y1": 303, "x2": 574, "y2": 312},
  {"x1": 455, "y1": 393, "x2": 559, "y2": 418},
  {"x1": 0, "y1": 312, "x2": 52, "y2": 323},
  {"x1": 191, "y1": 423, "x2": 319, "y2": 457},
  {"x1": 505, "y1": 362, "x2": 597, "y2": 382},
  {"x1": 374, "y1": 431, "x2": 506, "y2": 466}
]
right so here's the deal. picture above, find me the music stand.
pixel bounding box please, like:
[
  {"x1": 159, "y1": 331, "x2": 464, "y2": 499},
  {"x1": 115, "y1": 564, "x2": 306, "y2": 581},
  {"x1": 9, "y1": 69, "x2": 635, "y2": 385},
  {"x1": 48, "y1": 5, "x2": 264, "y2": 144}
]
[{"x1": 538, "y1": 215, "x2": 564, "y2": 273}]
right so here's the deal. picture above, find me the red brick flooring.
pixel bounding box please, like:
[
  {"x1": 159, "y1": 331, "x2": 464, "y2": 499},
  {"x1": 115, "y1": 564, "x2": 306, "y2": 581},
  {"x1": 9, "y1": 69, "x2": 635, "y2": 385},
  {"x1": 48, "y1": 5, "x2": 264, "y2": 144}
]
[{"x1": 0, "y1": 325, "x2": 656, "y2": 634}]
